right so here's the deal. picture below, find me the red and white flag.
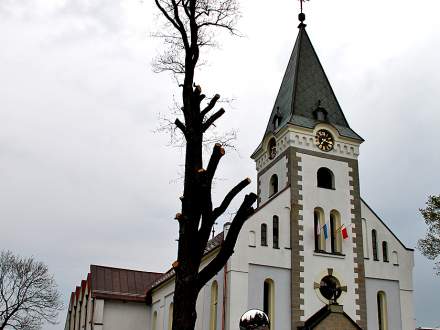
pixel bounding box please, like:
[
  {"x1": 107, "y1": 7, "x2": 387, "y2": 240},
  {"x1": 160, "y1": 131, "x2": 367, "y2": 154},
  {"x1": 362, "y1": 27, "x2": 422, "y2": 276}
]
[{"x1": 341, "y1": 225, "x2": 349, "y2": 240}]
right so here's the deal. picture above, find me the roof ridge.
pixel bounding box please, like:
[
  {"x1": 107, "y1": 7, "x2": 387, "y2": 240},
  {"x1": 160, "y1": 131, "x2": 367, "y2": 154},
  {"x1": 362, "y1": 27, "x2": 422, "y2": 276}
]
[{"x1": 90, "y1": 264, "x2": 163, "y2": 275}]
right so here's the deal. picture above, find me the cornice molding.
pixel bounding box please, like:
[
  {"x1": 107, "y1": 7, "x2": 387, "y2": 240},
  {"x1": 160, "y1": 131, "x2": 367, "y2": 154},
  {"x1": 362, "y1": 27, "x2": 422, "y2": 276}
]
[{"x1": 255, "y1": 128, "x2": 360, "y2": 171}]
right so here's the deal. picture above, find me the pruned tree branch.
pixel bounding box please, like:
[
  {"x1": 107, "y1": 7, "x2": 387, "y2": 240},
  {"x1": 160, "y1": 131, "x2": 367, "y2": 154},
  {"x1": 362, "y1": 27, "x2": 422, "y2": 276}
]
[
  {"x1": 212, "y1": 178, "x2": 251, "y2": 220},
  {"x1": 197, "y1": 192, "x2": 257, "y2": 289},
  {"x1": 202, "y1": 108, "x2": 225, "y2": 132},
  {"x1": 206, "y1": 143, "x2": 225, "y2": 181},
  {"x1": 201, "y1": 94, "x2": 220, "y2": 118},
  {"x1": 175, "y1": 118, "x2": 187, "y2": 136}
]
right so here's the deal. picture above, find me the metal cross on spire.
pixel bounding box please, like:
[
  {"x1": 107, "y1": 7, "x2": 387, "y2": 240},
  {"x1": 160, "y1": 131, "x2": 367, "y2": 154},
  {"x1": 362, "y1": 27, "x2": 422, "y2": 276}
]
[{"x1": 299, "y1": 0, "x2": 310, "y2": 14}]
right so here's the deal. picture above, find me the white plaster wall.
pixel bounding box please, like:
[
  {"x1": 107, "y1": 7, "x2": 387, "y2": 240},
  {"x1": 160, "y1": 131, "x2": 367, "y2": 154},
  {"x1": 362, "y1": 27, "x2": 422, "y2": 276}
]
[
  {"x1": 362, "y1": 200, "x2": 415, "y2": 330},
  {"x1": 151, "y1": 280, "x2": 174, "y2": 330},
  {"x1": 258, "y1": 155, "x2": 288, "y2": 205},
  {"x1": 93, "y1": 299, "x2": 104, "y2": 330},
  {"x1": 85, "y1": 296, "x2": 92, "y2": 330},
  {"x1": 365, "y1": 278, "x2": 402, "y2": 330},
  {"x1": 151, "y1": 253, "x2": 225, "y2": 330},
  {"x1": 400, "y1": 289, "x2": 416, "y2": 330},
  {"x1": 225, "y1": 269, "x2": 248, "y2": 330},
  {"x1": 102, "y1": 301, "x2": 148, "y2": 330},
  {"x1": 224, "y1": 189, "x2": 291, "y2": 330},
  {"x1": 232, "y1": 189, "x2": 292, "y2": 274},
  {"x1": 362, "y1": 200, "x2": 414, "y2": 291},
  {"x1": 196, "y1": 271, "x2": 224, "y2": 330},
  {"x1": 247, "y1": 264, "x2": 291, "y2": 330},
  {"x1": 299, "y1": 152, "x2": 359, "y2": 322}
]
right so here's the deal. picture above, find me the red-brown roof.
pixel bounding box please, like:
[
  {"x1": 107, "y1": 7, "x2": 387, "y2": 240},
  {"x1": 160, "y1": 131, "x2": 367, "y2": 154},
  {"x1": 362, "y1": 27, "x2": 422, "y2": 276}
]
[{"x1": 90, "y1": 265, "x2": 163, "y2": 302}]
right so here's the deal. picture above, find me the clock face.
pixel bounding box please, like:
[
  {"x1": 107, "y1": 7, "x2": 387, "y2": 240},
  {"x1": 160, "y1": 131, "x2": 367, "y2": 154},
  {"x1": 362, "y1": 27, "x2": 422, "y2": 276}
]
[{"x1": 315, "y1": 129, "x2": 334, "y2": 152}]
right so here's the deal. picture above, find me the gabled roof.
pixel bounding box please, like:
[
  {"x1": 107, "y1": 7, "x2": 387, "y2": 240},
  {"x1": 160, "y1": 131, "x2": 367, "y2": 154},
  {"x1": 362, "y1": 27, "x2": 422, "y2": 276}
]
[
  {"x1": 90, "y1": 265, "x2": 163, "y2": 302},
  {"x1": 361, "y1": 198, "x2": 414, "y2": 252},
  {"x1": 263, "y1": 20, "x2": 362, "y2": 142},
  {"x1": 299, "y1": 304, "x2": 361, "y2": 330}
]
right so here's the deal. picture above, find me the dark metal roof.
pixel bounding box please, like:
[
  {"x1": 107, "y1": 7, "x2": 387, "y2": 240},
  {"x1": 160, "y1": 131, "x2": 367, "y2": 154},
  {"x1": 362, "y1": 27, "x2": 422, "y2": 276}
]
[
  {"x1": 90, "y1": 265, "x2": 163, "y2": 302},
  {"x1": 264, "y1": 23, "x2": 363, "y2": 141}
]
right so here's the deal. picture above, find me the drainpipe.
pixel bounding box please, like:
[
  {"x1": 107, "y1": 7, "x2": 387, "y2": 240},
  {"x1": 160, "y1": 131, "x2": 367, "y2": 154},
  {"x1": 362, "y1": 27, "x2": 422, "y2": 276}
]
[{"x1": 221, "y1": 222, "x2": 231, "y2": 330}]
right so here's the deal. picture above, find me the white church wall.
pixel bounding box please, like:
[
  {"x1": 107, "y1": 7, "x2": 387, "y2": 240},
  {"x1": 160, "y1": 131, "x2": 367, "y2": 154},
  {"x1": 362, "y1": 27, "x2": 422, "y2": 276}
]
[
  {"x1": 151, "y1": 252, "x2": 225, "y2": 330},
  {"x1": 232, "y1": 189, "x2": 291, "y2": 273},
  {"x1": 195, "y1": 271, "x2": 224, "y2": 330},
  {"x1": 102, "y1": 301, "x2": 149, "y2": 330},
  {"x1": 225, "y1": 269, "x2": 248, "y2": 330},
  {"x1": 224, "y1": 188, "x2": 292, "y2": 330},
  {"x1": 361, "y1": 201, "x2": 414, "y2": 289},
  {"x1": 258, "y1": 155, "x2": 288, "y2": 205},
  {"x1": 365, "y1": 278, "x2": 402, "y2": 330},
  {"x1": 151, "y1": 280, "x2": 174, "y2": 330},
  {"x1": 400, "y1": 289, "x2": 416, "y2": 330},
  {"x1": 362, "y1": 200, "x2": 415, "y2": 330},
  {"x1": 299, "y1": 152, "x2": 359, "y2": 322},
  {"x1": 247, "y1": 264, "x2": 291, "y2": 330}
]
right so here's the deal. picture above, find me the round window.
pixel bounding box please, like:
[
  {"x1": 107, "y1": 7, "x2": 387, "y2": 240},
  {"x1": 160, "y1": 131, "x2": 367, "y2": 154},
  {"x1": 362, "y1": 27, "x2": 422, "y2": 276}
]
[{"x1": 319, "y1": 275, "x2": 342, "y2": 301}]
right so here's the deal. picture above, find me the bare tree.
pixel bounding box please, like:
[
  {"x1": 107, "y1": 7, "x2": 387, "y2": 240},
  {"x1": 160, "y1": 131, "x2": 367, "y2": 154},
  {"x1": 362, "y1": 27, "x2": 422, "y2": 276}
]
[
  {"x1": 418, "y1": 195, "x2": 440, "y2": 274},
  {"x1": 0, "y1": 251, "x2": 63, "y2": 330},
  {"x1": 153, "y1": 1, "x2": 257, "y2": 329}
]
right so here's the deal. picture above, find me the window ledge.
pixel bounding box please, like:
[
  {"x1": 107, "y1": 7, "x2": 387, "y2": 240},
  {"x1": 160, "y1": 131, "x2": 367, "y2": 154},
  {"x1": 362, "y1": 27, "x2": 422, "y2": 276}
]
[
  {"x1": 313, "y1": 251, "x2": 345, "y2": 259},
  {"x1": 317, "y1": 186, "x2": 336, "y2": 191},
  {"x1": 249, "y1": 244, "x2": 256, "y2": 248},
  {"x1": 393, "y1": 263, "x2": 399, "y2": 267}
]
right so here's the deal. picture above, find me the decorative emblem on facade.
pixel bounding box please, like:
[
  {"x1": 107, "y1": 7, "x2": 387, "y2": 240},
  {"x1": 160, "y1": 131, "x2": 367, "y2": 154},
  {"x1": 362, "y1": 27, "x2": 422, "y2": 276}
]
[{"x1": 314, "y1": 269, "x2": 347, "y2": 304}]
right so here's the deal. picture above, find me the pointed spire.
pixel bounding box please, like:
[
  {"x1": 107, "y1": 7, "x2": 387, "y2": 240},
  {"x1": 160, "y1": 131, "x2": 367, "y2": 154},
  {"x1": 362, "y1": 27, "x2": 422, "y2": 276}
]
[{"x1": 263, "y1": 16, "x2": 362, "y2": 141}]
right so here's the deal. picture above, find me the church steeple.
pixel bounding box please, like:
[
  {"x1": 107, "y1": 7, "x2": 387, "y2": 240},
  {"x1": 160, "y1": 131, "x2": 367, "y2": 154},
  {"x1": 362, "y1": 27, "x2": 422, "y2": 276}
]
[{"x1": 263, "y1": 14, "x2": 363, "y2": 142}]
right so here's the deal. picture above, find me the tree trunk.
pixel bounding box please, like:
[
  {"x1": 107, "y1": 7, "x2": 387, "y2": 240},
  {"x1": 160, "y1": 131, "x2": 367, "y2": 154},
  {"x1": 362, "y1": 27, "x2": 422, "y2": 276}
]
[{"x1": 172, "y1": 273, "x2": 200, "y2": 330}]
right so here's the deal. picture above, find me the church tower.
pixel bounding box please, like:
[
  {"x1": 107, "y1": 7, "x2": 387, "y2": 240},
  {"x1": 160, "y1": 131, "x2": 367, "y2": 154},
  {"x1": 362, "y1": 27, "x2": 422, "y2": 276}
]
[{"x1": 251, "y1": 13, "x2": 367, "y2": 329}]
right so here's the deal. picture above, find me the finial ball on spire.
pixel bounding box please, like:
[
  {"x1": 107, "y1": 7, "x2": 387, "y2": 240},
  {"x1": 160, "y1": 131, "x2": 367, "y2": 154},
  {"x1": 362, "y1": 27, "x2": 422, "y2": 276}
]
[{"x1": 298, "y1": 12, "x2": 306, "y2": 22}]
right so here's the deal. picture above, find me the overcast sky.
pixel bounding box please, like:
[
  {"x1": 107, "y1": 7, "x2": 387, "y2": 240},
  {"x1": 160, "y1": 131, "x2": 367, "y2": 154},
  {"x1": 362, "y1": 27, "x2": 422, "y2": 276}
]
[{"x1": 1, "y1": 0, "x2": 439, "y2": 328}]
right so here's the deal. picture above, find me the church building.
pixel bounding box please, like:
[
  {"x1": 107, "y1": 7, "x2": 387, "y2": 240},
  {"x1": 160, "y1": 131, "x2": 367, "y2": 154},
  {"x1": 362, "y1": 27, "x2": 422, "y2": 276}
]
[{"x1": 65, "y1": 12, "x2": 415, "y2": 330}]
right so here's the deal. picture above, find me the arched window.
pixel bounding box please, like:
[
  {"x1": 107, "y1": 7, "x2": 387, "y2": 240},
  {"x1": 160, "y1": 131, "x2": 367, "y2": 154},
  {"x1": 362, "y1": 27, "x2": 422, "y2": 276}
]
[
  {"x1": 268, "y1": 138, "x2": 277, "y2": 159},
  {"x1": 372, "y1": 230, "x2": 379, "y2": 261},
  {"x1": 317, "y1": 167, "x2": 335, "y2": 189},
  {"x1": 249, "y1": 231, "x2": 256, "y2": 247},
  {"x1": 261, "y1": 224, "x2": 267, "y2": 246},
  {"x1": 273, "y1": 216, "x2": 279, "y2": 249},
  {"x1": 392, "y1": 251, "x2": 399, "y2": 266},
  {"x1": 382, "y1": 242, "x2": 389, "y2": 262},
  {"x1": 152, "y1": 311, "x2": 158, "y2": 330},
  {"x1": 314, "y1": 208, "x2": 325, "y2": 252},
  {"x1": 269, "y1": 174, "x2": 279, "y2": 196},
  {"x1": 330, "y1": 211, "x2": 342, "y2": 253},
  {"x1": 362, "y1": 218, "x2": 369, "y2": 259},
  {"x1": 168, "y1": 303, "x2": 173, "y2": 330},
  {"x1": 377, "y1": 291, "x2": 388, "y2": 330},
  {"x1": 263, "y1": 279, "x2": 275, "y2": 328},
  {"x1": 210, "y1": 281, "x2": 218, "y2": 330}
]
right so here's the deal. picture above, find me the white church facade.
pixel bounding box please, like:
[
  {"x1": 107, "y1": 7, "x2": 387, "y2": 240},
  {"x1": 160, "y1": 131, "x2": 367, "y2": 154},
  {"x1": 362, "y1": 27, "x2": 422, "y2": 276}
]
[{"x1": 65, "y1": 14, "x2": 415, "y2": 330}]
